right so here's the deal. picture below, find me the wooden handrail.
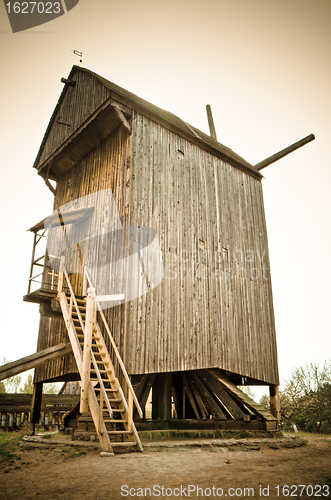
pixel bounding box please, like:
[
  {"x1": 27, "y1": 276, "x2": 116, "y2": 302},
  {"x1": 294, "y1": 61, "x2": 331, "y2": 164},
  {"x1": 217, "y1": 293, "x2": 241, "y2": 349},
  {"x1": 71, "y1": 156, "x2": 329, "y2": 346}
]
[
  {"x1": 83, "y1": 266, "x2": 143, "y2": 418},
  {"x1": 97, "y1": 305, "x2": 143, "y2": 418},
  {"x1": 58, "y1": 261, "x2": 85, "y2": 335}
]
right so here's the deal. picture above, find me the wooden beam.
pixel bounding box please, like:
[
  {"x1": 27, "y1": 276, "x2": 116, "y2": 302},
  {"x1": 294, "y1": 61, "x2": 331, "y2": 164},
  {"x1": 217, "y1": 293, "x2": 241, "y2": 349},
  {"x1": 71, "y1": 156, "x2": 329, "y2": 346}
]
[
  {"x1": 190, "y1": 372, "x2": 227, "y2": 419},
  {"x1": 269, "y1": 385, "x2": 281, "y2": 423},
  {"x1": 186, "y1": 373, "x2": 208, "y2": 418},
  {"x1": 31, "y1": 382, "x2": 43, "y2": 426},
  {"x1": 183, "y1": 373, "x2": 200, "y2": 419},
  {"x1": 209, "y1": 369, "x2": 277, "y2": 421},
  {"x1": 198, "y1": 370, "x2": 245, "y2": 420},
  {"x1": 206, "y1": 104, "x2": 217, "y2": 141},
  {"x1": 112, "y1": 102, "x2": 132, "y2": 134},
  {"x1": 61, "y1": 77, "x2": 76, "y2": 87},
  {"x1": 255, "y1": 134, "x2": 315, "y2": 170},
  {"x1": 0, "y1": 344, "x2": 72, "y2": 382}
]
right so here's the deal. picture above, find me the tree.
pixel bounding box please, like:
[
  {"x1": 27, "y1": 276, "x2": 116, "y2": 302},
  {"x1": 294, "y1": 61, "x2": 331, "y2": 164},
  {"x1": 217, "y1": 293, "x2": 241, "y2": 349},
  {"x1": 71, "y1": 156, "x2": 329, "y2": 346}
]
[
  {"x1": 0, "y1": 357, "x2": 22, "y2": 393},
  {"x1": 20, "y1": 373, "x2": 34, "y2": 394},
  {"x1": 280, "y1": 361, "x2": 331, "y2": 432}
]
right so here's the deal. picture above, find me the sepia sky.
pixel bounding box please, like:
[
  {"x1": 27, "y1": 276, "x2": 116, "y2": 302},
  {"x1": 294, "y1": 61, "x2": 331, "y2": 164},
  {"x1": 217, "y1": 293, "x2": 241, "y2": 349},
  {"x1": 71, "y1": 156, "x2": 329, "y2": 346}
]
[{"x1": 0, "y1": 0, "x2": 330, "y2": 393}]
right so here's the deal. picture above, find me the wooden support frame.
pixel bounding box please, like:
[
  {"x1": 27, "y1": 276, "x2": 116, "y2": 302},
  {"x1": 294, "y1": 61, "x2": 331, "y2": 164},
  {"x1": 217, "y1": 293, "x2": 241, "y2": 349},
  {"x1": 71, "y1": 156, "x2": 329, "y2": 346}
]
[
  {"x1": 269, "y1": 385, "x2": 281, "y2": 423},
  {"x1": 0, "y1": 344, "x2": 72, "y2": 382},
  {"x1": 190, "y1": 371, "x2": 227, "y2": 419},
  {"x1": 31, "y1": 382, "x2": 43, "y2": 429},
  {"x1": 198, "y1": 370, "x2": 245, "y2": 420}
]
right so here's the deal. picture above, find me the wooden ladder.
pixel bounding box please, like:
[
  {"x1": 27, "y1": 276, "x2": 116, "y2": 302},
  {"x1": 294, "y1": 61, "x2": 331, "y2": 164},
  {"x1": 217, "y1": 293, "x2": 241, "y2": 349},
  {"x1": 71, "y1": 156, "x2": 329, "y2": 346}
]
[{"x1": 57, "y1": 257, "x2": 143, "y2": 454}]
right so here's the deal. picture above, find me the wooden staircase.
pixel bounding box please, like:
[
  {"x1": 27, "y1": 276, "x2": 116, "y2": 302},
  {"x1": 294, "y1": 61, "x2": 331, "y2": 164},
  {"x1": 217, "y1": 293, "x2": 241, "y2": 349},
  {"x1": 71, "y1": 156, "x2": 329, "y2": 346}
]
[{"x1": 57, "y1": 256, "x2": 143, "y2": 454}]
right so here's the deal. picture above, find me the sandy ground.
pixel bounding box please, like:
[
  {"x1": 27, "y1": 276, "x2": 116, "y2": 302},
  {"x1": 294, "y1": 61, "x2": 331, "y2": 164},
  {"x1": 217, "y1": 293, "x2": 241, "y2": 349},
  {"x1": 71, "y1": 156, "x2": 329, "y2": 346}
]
[{"x1": 0, "y1": 433, "x2": 330, "y2": 500}]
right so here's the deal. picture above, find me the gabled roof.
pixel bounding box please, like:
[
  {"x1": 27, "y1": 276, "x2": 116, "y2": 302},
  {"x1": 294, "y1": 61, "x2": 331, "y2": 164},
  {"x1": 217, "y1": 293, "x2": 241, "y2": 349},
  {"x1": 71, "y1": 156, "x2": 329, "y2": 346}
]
[{"x1": 34, "y1": 66, "x2": 261, "y2": 180}]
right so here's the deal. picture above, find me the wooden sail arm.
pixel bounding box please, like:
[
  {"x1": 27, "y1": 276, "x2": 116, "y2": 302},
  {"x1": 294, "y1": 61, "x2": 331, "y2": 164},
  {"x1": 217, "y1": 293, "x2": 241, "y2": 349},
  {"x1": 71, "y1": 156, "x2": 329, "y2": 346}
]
[
  {"x1": 255, "y1": 134, "x2": 315, "y2": 170},
  {"x1": 0, "y1": 344, "x2": 72, "y2": 382}
]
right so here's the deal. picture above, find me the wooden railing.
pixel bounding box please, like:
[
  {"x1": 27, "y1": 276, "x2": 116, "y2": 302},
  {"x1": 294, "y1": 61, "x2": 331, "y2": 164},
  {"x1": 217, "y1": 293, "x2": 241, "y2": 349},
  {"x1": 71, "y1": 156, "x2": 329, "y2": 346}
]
[
  {"x1": 57, "y1": 258, "x2": 142, "y2": 429},
  {"x1": 82, "y1": 266, "x2": 143, "y2": 421}
]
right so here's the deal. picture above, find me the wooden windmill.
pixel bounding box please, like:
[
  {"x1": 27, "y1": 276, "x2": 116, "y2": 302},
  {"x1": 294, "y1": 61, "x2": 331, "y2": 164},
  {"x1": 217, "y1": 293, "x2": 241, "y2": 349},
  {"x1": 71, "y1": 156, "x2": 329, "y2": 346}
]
[{"x1": 21, "y1": 66, "x2": 314, "y2": 451}]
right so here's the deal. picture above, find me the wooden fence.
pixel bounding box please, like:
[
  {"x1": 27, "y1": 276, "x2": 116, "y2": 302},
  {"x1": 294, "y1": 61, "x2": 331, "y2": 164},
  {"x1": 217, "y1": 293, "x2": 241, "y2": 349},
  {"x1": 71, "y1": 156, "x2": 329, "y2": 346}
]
[{"x1": 0, "y1": 394, "x2": 79, "y2": 432}]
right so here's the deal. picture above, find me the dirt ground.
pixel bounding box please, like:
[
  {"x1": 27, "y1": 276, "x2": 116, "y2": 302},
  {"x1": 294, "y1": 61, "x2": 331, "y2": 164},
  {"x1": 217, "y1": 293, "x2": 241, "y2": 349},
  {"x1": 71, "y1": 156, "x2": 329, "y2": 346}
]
[{"x1": 0, "y1": 433, "x2": 330, "y2": 500}]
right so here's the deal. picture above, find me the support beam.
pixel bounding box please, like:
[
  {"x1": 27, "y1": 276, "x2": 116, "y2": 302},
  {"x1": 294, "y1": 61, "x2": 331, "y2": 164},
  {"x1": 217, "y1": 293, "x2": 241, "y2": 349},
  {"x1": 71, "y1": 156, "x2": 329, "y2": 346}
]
[
  {"x1": 269, "y1": 385, "x2": 281, "y2": 423},
  {"x1": 206, "y1": 104, "x2": 217, "y2": 141},
  {"x1": 0, "y1": 344, "x2": 72, "y2": 382},
  {"x1": 31, "y1": 382, "x2": 43, "y2": 429},
  {"x1": 255, "y1": 134, "x2": 315, "y2": 170}
]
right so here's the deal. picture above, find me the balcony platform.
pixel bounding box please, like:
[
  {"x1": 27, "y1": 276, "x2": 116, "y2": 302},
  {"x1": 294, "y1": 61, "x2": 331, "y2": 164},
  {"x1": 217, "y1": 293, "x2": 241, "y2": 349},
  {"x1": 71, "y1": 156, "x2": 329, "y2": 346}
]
[{"x1": 23, "y1": 288, "x2": 57, "y2": 304}]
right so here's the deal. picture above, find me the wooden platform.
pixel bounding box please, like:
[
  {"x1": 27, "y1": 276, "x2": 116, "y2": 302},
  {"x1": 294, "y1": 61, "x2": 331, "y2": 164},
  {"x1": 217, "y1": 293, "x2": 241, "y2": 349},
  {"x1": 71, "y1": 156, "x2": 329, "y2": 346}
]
[{"x1": 23, "y1": 288, "x2": 57, "y2": 304}]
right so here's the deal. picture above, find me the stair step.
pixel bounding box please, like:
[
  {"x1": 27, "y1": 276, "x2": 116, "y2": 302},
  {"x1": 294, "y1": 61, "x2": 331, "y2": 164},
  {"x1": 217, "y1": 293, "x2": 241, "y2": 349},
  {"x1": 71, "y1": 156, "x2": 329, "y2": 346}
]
[
  {"x1": 104, "y1": 419, "x2": 127, "y2": 423},
  {"x1": 97, "y1": 398, "x2": 122, "y2": 403},
  {"x1": 107, "y1": 431, "x2": 133, "y2": 435},
  {"x1": 91, "y1": 369, "x2": 113, "y2": 374},
  {"x1": 110, "y1": 442, "x2": 137, "y2": 447},
  {"x1": 95, "y1": 360, "x2": 110, "y2": 365}
]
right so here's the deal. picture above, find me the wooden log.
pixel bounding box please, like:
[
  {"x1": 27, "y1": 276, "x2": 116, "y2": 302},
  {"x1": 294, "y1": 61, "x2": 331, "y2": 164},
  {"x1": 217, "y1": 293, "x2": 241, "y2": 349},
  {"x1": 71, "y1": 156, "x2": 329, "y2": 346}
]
[
  {"x1": 186, "y1": 374, "x2": 208, "y2": 418},
  {"x1": 255, "y1": 134, "x2": 315, "y2": 170},
  {"x1": 0, "y1": 344, "x2": 72, "y2": 382},
  {"x1": 198, "y1": 370, "x2": 245, "y2": 420},
  {"x1": 134, "y1": 374, "x2": 155, "y2": 419},
  {"x1": 269, "y1": 385, "x2": 281, "y2": 423},
  {"x1": 31, "y1": 382, "x2": 43, "y2": 426},
  {"x1": 182, "y1": 373, "x2": 200, "y2": 419},
  {"x1": 209, "y1": 369, "x2": 277, "y2": 421},
  {"x1": 206, "y1": 105, "x2": 217, "y2": 141},
  {"x1": 189, "y1": 372, "x2": 227, "y2": 419}
]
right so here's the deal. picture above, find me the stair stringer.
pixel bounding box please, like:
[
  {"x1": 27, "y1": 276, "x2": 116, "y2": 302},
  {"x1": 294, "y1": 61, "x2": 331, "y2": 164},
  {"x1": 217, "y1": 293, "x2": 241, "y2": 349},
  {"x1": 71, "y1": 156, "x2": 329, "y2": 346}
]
[
  {"x1": 59, "y1": 291, "x2": 114, "y2": 453},
  {"x1": 94, "y1": 322, "x2": 143, "y2": 452}
]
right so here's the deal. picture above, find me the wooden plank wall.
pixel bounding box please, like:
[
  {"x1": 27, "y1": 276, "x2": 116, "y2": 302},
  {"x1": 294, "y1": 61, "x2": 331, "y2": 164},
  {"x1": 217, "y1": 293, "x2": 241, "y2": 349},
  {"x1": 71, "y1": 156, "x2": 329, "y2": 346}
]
[
  {"x1": 126, "y1": 112, "x2": 279, "y2": 385},
  {"x1": 37, "y1": 71, "x2": 111, "y2": 169},
  {"x1": 34, "y1": 124, "x2": 131, "y2": 383},
  {"x1": 34, "y1": 109, "x2": 278, "y2": 387}
]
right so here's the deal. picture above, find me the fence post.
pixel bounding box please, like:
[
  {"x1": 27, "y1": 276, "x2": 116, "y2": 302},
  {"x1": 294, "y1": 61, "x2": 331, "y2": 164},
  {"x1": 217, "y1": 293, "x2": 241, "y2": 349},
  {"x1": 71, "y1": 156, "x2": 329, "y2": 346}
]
[{"x1": 80, "y1": 286, "x2": 95, "y2": 414}]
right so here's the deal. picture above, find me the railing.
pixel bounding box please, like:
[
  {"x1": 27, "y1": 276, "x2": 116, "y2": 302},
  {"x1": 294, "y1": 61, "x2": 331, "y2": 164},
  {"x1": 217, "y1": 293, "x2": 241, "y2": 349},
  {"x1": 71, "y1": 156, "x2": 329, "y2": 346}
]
[
  {"x1": 82, "y1": 266, "x2": 143, "y2": 421},
  {"x1": 57, "y1": 257, "x2": 142, "y2": 425},
  {"x1": 27, "y1": 229, "x2": 47, "y2": 293}
]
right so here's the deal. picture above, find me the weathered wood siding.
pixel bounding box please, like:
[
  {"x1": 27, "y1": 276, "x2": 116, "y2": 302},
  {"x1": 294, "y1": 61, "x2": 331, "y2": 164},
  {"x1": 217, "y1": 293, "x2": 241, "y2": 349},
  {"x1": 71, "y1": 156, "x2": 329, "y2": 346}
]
[
  {"x1": 34, "y1": 124, "x2": 131, "y2": 383},
  {"x1": 37, "y1": 71, "x2": 111, "y2": 169},
  {"x1": 126, "y1": 112, "x2": 278, "y2": 385},
  {"x1": 34, "y1": 110, "x2": 278, "y2": 386}
]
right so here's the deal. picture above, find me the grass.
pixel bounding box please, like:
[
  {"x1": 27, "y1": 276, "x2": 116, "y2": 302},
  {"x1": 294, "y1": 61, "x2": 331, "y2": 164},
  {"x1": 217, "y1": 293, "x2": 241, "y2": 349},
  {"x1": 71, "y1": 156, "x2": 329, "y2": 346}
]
[
  {"x1": 283, "y1": 430, "x2": 331, "y2": 440},
  {"x1": 0, "y1": 433, "x2": 22, "y2": 465}
]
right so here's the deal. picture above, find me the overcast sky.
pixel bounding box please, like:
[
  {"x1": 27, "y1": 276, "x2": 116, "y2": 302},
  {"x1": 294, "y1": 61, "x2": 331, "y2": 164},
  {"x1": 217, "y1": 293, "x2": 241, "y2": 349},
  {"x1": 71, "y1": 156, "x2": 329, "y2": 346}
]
[{"x1": 0, "y1": 0, "x2": 330, "y2": 394}]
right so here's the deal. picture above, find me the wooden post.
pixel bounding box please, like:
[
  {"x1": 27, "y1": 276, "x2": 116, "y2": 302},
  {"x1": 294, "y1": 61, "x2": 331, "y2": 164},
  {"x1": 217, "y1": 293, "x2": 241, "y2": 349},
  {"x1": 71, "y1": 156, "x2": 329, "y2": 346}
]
[
  {"x1": 152, "y1": 373, "x2": 172, "y2": 420},
  {"x1": 128, "y1": 390, "x2": 133, "y2": 431},
  {"x1": 255, "y1": 134, "x2": 315, "y2": 170},
  {"x1": 269, "y1": 385, "x2": 281, "y2": 423},
  {"x1": 80, "y1": 286, "x2": 95, "y2": 414},
  {"x1": 28, "y1": 231, "x2": 37, "y2": 294},
  {"x1": 206, "y1": 104, "x2": 217, "y2": 141},
  {"x1": 31, "y1": 382, "x2": 43, "y2": 434},
  {"x1": 57, "y1": 256, "x2": 65, "y2": 294}
]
